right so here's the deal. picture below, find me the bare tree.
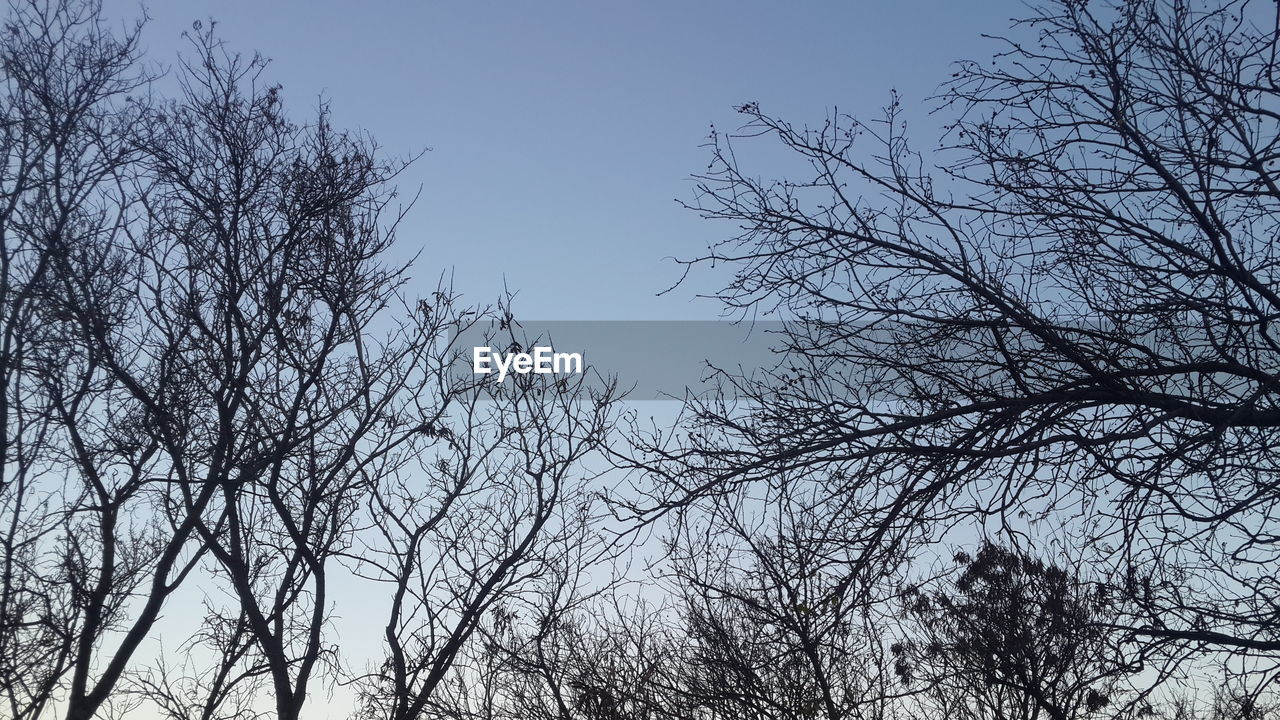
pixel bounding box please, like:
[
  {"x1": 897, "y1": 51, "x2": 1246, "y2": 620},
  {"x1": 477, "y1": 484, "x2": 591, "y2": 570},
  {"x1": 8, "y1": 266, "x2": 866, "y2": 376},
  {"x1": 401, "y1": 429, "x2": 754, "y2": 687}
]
[
  {"x1": 459, "y1": 471, "x2": 899, "y2": 720},
  {"x1": 116, "y1": 25, "x2": 438, "y2": 720},
  {"x1": 895, "y1": 543, "x2": 1143, "y2": 720},
  {"x1": 411, "y1": 571, "x2": 686, "y2": 720},
  {"x1": 406, "y1": 589, "x2": 679, "y2": 720},
  {"x1": 658, "y1": 475, "x2": 898, "y2": 720},
  {"x1": 0, "y1": 2, "x2": 159, "y2": 719},
  {"x1": 635, "y1": 0, "x2": 1280, "y2": 704},
  {"x1": 128, "y1": 604, "x2": 270, "y2": 720},
  {"x1": 352, "y1": 318, "x2": 621, "y2": 720},
  {"x1": 3, "y1": 3, "x2": 623, "y2": 720}
]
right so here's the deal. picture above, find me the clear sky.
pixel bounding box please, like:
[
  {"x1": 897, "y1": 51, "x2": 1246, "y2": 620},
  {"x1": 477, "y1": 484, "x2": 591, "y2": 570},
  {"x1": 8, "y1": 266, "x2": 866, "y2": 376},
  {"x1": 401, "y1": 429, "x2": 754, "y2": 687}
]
[{"x1": 102, "y1": 0, "x2": 1026, "y2": 321}]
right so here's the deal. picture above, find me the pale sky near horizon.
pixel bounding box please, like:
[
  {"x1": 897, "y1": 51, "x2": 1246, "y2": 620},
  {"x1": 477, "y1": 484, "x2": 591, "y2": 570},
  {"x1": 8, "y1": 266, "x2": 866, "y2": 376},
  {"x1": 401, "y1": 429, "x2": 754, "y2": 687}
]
[{"x1": 101, "y1": 0, "x2": 1026, "y2": 322}]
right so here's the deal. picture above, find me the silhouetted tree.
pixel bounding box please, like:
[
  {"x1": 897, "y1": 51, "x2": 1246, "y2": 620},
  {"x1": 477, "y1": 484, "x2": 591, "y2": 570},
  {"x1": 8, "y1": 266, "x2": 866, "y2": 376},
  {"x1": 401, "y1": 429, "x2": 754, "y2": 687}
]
[
  {"x1": 635, "y1": 0, "x2": 1280, "y2": 701},
  {"x1": 352, "y1": 319, "x2": 621, "y2": 720},
  {"x1": 0, "y1": 2, "x2": 154, "y2": 719},
  {"x1": 460, "y1": 472, "x2": 898, "y2": 720},
  {"x1": 895, "y1": 543, "x2": 1141, "y2": 720},
  {"x1": 416, "y1": 591, "x2": 681, "y2": 720},
  {"x1": 0, "y1": 3, "x2": 622, "y2": 720},
  {"x1": 123, "y1": 25, "x2": 428, "y2": 719},
  {"x1": 659, "y1": 476, "x2": 896, "y2": 720}
]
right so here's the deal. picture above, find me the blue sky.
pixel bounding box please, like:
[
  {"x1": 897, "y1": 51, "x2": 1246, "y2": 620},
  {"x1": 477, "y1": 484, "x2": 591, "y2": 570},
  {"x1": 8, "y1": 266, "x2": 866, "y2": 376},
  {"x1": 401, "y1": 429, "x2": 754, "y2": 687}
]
[{"x1": 104, "y1": 0, "x2": 1026, "y2": 320}]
